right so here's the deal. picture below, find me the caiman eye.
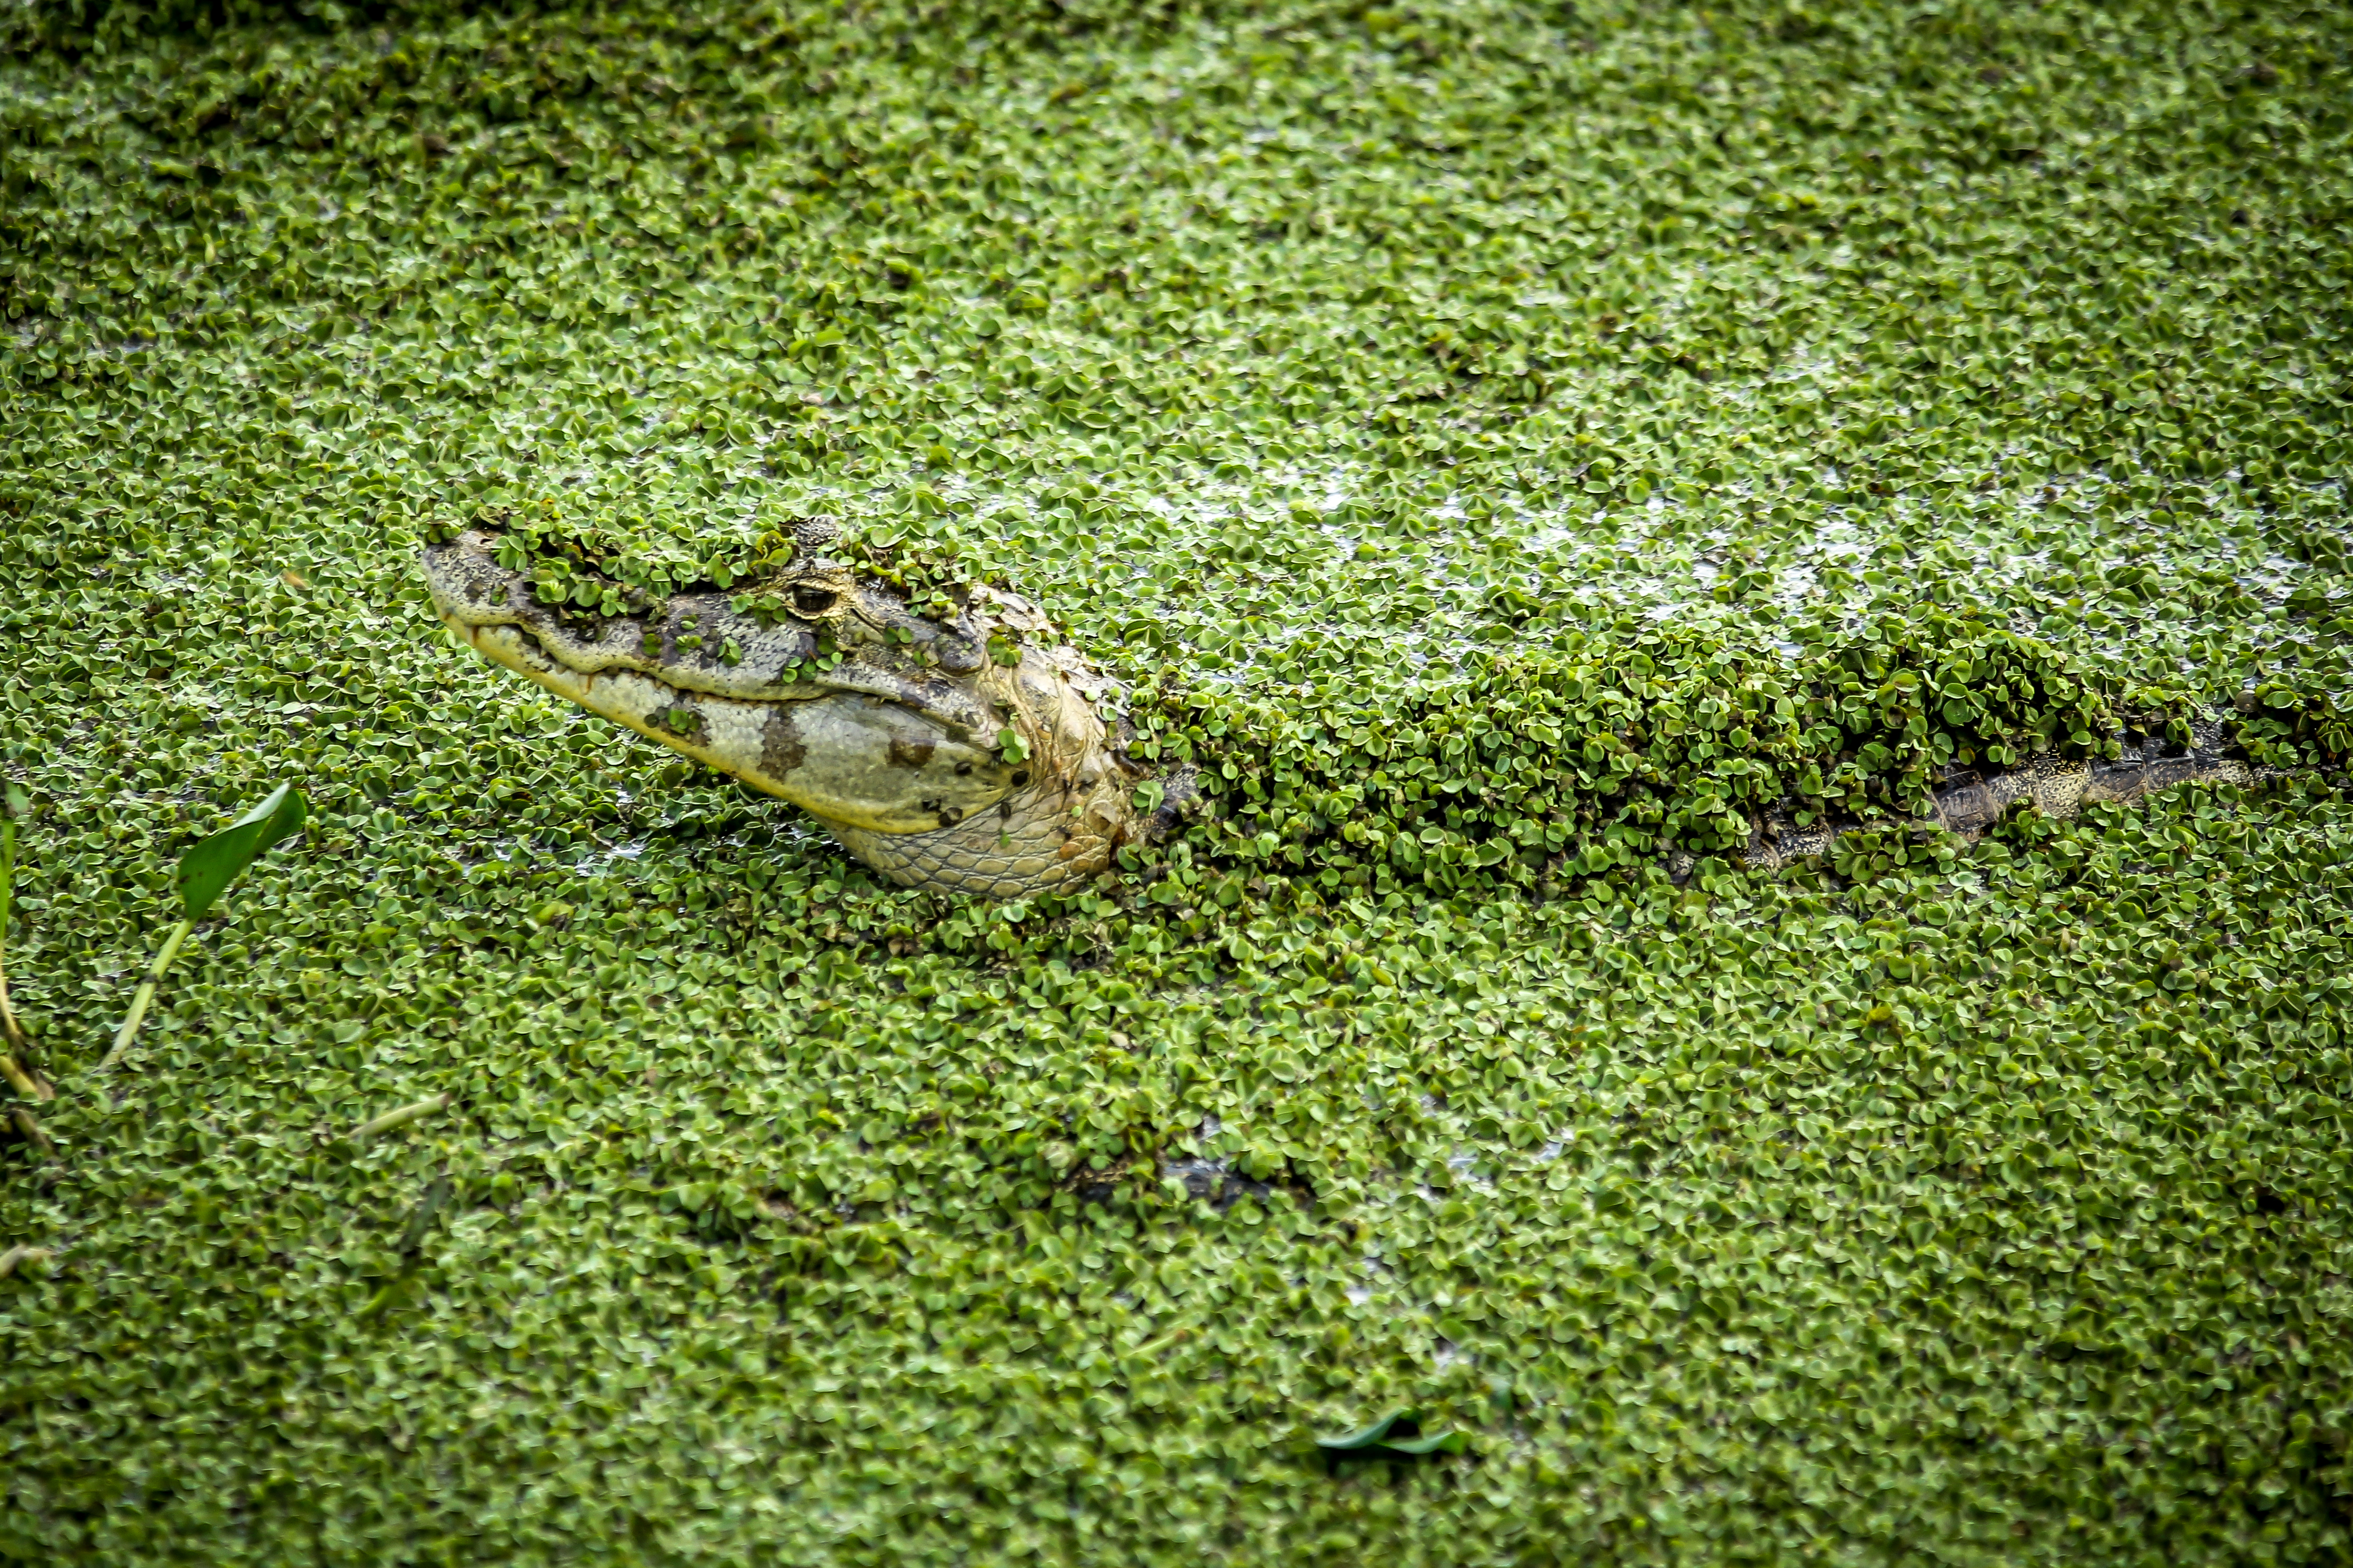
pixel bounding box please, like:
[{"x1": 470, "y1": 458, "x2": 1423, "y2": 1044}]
[{"x1": 791, "y1": 586, "x2": 839, "y2": 618}]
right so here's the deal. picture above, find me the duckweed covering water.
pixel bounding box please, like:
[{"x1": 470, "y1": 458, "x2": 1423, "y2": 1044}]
[{"x1": 5, "y1": 0, "x2": 2352, "y2": 1561}]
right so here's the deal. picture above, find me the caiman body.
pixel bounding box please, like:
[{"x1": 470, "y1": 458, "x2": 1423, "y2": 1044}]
[{"x1": 426, "y1": 524, "x2": 2257, "y2": 896}]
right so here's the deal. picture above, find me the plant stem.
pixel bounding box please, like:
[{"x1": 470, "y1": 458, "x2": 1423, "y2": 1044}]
[
  {"x1": 0, "y1": 974, "x2": 30, "y2": 1067},
  {"x1": 0, "y1": 1053, "x2": 47, "y2": 1103},
  {"x1": 0, "y1": 1244, "x2": 54, "y2": 1279},
  {"x1": 348, "y1": 1093, "x2": 453, "y2": 1144},
  {"x1": 0, "y1": 812, "x2": 38, "y2": 1088},
  {"x1": 102, "y1": 918, "x2": 192, "y2": 1071},
  {"x1": 9, "y1": 1107, "x2": 53, "y2": 1155}
]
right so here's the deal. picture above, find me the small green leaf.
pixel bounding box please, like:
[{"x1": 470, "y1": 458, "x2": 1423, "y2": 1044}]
[
  {"x1": 1316, "y1": 1411, "x2": 1413, "y2": 1451},
  {"x1": 1314, "y1": 1409, "x2": 1468, "y2": 1461},
  {"x1": 176, "y1": 784, "x2": 307, "y2": 921}
]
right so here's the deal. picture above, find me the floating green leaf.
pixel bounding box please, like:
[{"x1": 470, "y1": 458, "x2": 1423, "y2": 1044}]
[
  {"x1": 105, "y1": 785, "x2": 307, "y2": 1068},
  {"x1": 175, "y1": 784, "x2": 307, "y2": 923},
  {"x1": 1315, "y1": 1411, "x2": 1469, "y2": 1462}
]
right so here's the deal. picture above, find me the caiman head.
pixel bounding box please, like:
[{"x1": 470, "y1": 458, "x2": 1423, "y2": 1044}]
[{"x1": 422, "y1": 521, "x2": 1172, "y2": 898}]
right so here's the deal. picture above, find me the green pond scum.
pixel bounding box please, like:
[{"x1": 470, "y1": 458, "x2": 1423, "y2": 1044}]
[{"x1": 3, "y1": 0, "x2": 2351, "y2": 1561}]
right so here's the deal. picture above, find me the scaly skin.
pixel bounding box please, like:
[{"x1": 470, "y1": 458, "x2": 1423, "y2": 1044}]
[
  {"x1": 1729, "y1": 730, "x2": 2259, "y2": 879},
  {"x1": 427, "y1": 526, "x2": 2261, "y2": 896},
  {"x1": 422, "y1": 524, "x2": 1179, "y2": 898}
]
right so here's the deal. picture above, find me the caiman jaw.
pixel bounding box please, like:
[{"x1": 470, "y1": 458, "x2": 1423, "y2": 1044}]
[{"x1": 441, "y1": 615, "x2": 1017, "y2": 835}]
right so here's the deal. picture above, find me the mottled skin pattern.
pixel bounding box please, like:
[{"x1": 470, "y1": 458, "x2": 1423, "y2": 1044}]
[
  {"x1": 1726, "y1": 727, "x2": 2257, "y2": 880},
  {"x1": 423, "y1": 524, "x2": 1179, "y2": 898},
  {"x1": 427, "y1": 525, "x2": 2258, "y2": 897}
]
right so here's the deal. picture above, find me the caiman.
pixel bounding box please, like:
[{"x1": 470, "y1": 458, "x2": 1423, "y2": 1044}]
[
  {"x1": 423, "y1": 522, "x2": 2256, "y2": 897},
  {"x1": 425, "y1": 521, "x2": 1184, "y2": 899}
]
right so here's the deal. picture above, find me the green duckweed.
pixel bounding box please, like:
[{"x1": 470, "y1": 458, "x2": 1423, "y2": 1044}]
[{"x1": 3, "y1": 1, "x2": 2350, "y2": 1563}]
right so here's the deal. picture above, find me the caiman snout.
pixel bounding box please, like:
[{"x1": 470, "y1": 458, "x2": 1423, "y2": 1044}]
[
  {"x1": 423, "y1": 528, "x2": 1166, "y2": 896},
  {"x1": 422, "y1": 530, "x2": 1018, "y2": 834}
]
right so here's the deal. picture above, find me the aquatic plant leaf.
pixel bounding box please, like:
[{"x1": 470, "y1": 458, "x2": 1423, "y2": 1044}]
[{"x1": 175, "y1": 785, "x2": 306, "y2": 921}]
